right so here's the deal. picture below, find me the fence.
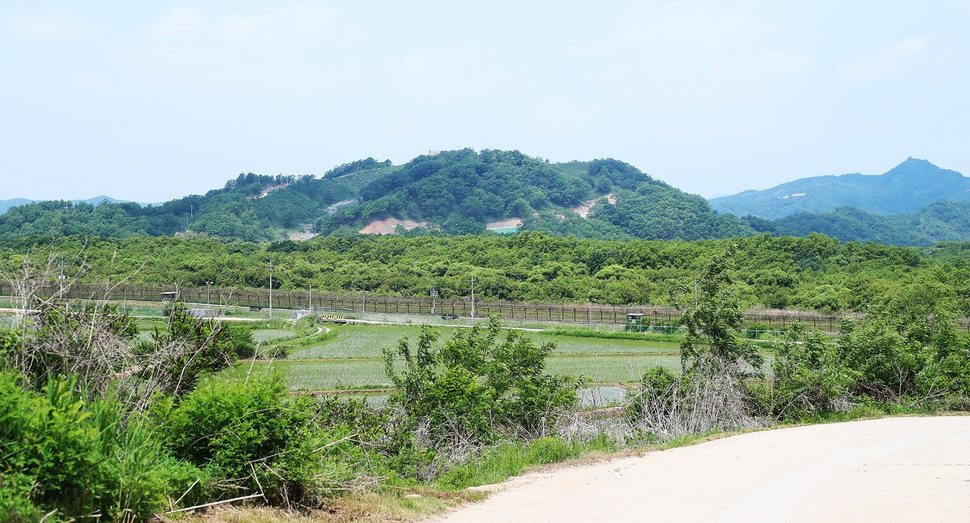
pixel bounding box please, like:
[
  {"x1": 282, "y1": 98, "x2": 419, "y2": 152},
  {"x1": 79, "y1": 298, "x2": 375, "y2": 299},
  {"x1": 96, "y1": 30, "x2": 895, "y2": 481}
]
[{"x1": 6, "y1": 282, "x2": 964, "y2": 333}]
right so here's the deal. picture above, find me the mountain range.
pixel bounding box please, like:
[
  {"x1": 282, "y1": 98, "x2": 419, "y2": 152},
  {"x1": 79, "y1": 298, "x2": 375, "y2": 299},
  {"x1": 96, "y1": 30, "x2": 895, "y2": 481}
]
[
  {"x1": 1, "y1": 152, "x2": 968, "y2": 246},
  {"x1": 710, "y1": 158, "x2": 970, "y2": 219}
]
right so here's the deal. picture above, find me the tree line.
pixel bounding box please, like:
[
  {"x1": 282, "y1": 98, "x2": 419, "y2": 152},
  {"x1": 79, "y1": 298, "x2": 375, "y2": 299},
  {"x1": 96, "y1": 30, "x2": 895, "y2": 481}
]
[{"x1": 2, "y1": 233, "x2": 967, "y2": 316}]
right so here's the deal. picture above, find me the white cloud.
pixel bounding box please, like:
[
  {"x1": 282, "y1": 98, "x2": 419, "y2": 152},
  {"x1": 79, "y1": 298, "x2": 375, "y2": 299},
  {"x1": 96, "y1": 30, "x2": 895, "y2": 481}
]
[
  {"x1": 153, "y1": 8, "x2": 204, "y2": 38},
  {"x1": 840, "y1": 36, "x2": 929, "y2": 79}
]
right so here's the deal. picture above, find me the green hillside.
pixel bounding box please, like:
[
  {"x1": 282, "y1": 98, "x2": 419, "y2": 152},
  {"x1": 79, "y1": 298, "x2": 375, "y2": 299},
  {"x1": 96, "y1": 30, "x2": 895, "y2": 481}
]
[
  {"x1": 0, "y1": 150, "x2": 750, "y2": 243},
  {"x1": 2, "y1": 151, "x2": 969, "y2": 246},
  {"x1": 318, "y1": 149, "x2": 750, "y2": 240},
  {"x1": 0, "y1": 171, "x2": 365, "y2": 242},
  {"x1": 746, "y1": 200, "x2": 970, "y2": 245},
  {"x1": 710, "y1": 158, "x2": 970, "y2": 219}
]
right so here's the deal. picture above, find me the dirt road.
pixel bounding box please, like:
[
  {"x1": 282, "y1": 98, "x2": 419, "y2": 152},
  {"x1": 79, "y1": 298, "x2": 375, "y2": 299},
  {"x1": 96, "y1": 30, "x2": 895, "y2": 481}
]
[{"x1": 435, "y1": 417, "x2": 970, "y2": 522}]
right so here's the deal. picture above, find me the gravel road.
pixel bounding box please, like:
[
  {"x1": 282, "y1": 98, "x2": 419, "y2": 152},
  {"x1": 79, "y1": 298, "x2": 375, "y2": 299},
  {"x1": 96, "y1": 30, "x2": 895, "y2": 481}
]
[{"x1": 435, "y1": 416, "x2": 970, "y2": 522}]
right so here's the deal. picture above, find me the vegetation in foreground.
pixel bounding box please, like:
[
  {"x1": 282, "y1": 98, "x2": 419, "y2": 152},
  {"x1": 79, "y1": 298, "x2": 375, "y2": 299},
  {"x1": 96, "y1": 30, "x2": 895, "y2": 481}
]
[{"x1": 1, "y1": 249, "x2": 969, "y2": 521}]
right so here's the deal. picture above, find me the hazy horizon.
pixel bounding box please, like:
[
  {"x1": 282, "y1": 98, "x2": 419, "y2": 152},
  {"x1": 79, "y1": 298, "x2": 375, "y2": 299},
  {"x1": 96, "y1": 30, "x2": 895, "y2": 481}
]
[{"x1": 3, "y1": 1, "x2": 969, "y2": 202}]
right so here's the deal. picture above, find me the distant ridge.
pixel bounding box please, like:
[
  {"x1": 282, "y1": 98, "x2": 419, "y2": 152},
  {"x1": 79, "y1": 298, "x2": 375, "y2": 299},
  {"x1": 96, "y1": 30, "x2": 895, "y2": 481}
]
[
  {"x1": 0, "y1": 196, "x2": 134, "y2": 215},
  {"x1": 710, "y1": 158, "x2": 970, "y2": 219}
]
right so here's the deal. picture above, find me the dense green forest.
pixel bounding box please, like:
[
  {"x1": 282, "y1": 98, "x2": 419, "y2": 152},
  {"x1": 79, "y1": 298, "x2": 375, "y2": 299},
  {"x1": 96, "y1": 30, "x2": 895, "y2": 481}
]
[
  {"x1": 745, "y1": 200, "x2": 970, "y2": 245},
  {"x1": 4, "y1": 234, "x2": 968, "y2": 315},
  {"x1": 0, "y1": 150, "x2": 751, "y2": 242},
  {"x1": 3, "y1": 150, "x2": 969, "y2": 245},
  {"x1": 0, "y1": 172, "x2": 362, "y2": 242},
  {"x1": 317, "y1": 149, "x2": 751, "y2": 240}
]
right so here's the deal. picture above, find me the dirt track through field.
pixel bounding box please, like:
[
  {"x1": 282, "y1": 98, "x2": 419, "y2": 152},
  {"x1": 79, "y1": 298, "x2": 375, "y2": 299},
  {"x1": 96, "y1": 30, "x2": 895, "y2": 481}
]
[{"x1": 434, "y1": 417, "x2": 970, "y2": 522}]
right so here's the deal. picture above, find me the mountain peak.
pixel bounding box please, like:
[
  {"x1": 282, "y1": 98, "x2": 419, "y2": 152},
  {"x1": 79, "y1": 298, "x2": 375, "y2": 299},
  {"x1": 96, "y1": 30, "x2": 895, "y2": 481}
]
[
  {"x1": 710, "y1": 159, "x2": 969, "y2": 219},
  {"x1": 886, "y1": 157, "x2": 941, "y2": 176}
]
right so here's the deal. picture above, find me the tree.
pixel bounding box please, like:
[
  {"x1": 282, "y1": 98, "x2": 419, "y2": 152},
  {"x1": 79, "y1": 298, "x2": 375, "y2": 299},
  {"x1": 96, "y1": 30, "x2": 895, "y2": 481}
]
[{"x1": 673, "y1": 247, "x2": 764, "y2": 376}]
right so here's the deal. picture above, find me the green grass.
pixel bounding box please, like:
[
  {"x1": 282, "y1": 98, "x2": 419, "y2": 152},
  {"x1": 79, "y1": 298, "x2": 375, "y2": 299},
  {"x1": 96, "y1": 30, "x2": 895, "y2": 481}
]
[
  {"x1": 289, "y1": 324, "x2": 428, "y2": 359},
  {"x1": 546, "y1": 354, "x2": 681, "y2": 382},
  {"x1": 252, "y1": 328, "x2": 297, "y2": 343},
  {"x1": 436, "y1": 436, "x2": 617, "y2": 490},
  {"x1": 531, "y1": 332, "x2": 680, "y2": 355},
  {"x1": 232, "y1": 359, "x2": 393, "y2": 390},
  {"x1": 268, "y1": 323, "x2": 684, "y2": 391},
  {"x1": 234, "y1": 352, "x2": 682, "y2": 391},
  {"x1": 289, "y1": 324, "x2": 680, "y2": 360}
]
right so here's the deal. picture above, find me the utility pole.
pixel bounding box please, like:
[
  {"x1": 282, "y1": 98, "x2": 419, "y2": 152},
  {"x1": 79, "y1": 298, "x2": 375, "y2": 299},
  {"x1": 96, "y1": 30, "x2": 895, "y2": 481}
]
[
  {"x1": 308, "y1": 284, "x2": 313, "y2": 313},
  {"x1": 58, "y1": 263, "x2": 66, "y2": 300},
  {"x1": 268, "y1": 261, "x2": 274, "y2": 318},
  {"x1": 430, "y1": 288, "x2": 438, "y2": 316},
  {"x1": 470, "y1": 277, "x2": 476, "y2": 319},
  {"x1": 206, "y1": 281, "x2": 213, "y2": 307}
]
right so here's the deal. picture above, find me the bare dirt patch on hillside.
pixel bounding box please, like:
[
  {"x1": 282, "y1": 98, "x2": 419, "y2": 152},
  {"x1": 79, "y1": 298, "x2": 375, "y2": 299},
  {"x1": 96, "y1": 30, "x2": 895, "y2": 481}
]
[
  {"x1": 359, "y1": 218, "x2": 428, "y2": 235},
  {"x1": 572, "y1": 193, "x2": 616, "y2": 218}
]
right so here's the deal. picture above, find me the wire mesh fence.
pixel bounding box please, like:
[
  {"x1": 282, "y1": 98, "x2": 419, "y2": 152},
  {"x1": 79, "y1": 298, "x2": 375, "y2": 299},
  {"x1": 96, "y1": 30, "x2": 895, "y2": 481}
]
[{"x1": 0, "y1": 282, "x2": 967, "y2": 333}]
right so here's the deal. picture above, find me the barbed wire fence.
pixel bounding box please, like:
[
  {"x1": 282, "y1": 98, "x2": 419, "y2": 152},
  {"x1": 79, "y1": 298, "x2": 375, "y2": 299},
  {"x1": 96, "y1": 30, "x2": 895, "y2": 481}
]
[{"x1": 3, "y1": 282, "x2": 966, "y2": 333}]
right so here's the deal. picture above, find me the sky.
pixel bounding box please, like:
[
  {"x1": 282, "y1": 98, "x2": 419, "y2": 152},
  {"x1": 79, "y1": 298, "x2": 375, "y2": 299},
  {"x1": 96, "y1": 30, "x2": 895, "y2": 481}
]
[{"x1": 2, "y1": 1, "x2": 969, "y2": 202}]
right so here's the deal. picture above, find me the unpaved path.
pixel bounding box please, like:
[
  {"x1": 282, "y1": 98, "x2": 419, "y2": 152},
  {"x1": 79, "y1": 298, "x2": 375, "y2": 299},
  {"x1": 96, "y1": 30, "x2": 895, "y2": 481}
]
[{"x1": 435, "y1": 416, "x2": 970, "y2": 522}]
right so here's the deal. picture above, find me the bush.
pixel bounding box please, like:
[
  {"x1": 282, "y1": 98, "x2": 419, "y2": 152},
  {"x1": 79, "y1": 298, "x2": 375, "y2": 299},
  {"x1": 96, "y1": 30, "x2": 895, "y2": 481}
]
[
  {"x1": 768, "y1": 325, "x2": 856, "y2": 418},
  {"x1": 626, "y1": 364, "x2": 763, "y2": 442},
  {"x1": 0, "y1": 472, "x2": 42, "y2": 522},
  {"x1": 0, "y1": 372, "x2": 204, "y2": 521},
  {"x1": 155, "y1": 373, "x2": 377, "y2": 508},
  {"x1": 384, "y1": 319, "x2": 581, "y2": 450}
]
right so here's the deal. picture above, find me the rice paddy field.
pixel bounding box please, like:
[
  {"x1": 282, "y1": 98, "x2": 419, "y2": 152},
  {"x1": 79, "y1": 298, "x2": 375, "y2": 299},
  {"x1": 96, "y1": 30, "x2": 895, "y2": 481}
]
[{"x1": 231, "y1": 322, "x2": 685, "y2": 392}]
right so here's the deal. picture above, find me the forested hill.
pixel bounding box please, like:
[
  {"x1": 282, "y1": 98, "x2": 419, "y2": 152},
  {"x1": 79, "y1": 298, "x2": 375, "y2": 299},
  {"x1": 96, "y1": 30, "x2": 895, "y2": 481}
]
[
  {"x1": 0, "y1": 196, "x2": 129, "y2": 214},
  {"x1": 744, "y1": 200, "x2": 970, "y2": 245},
  {"x1": 317, "y1": 149, "x2": 751, "y2": 240},
  {"x1": 710, "y1": 158, "x2": 970, "y2": 219},
  {"x1": 1, "y1": 150, "x2": 969, "y2": 245},
  {"x1": 0, "y1": 150, "x2": 751, "y2": 242}
]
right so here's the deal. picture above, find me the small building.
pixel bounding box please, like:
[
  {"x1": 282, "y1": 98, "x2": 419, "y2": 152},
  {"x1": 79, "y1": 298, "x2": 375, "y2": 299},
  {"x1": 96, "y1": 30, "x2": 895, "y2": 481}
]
[
  {"x1": 189, "y1": 308, "x2": 219, "y2": 319},
  {"x1": 160, "y1": 291, "x2": 178, "y2": 302},
  {"x1": 627, "y1": 313, "x2": 645, "y2": 325}
]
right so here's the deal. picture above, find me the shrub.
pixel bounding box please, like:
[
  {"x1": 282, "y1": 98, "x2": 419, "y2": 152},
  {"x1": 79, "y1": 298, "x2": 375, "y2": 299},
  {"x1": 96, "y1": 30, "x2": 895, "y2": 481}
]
[
  {"x1": 156, "y1": 373, "x2": 376, "y2": 508},
  {"x1": 384, "y1": 319, "x2": 581, "y2": 450},
  {"x1": 768, "y1": 324, "x2": 856, "y2": 418},
  {"x1": 0, "y1": 372, "x2": 203, "y2": 520},
  {"x1": 0, "y1": 472, "x2": 42, "y2": 522},
  {"x1": 626, "y1": 364, "x2": 763, "y2": 442}
]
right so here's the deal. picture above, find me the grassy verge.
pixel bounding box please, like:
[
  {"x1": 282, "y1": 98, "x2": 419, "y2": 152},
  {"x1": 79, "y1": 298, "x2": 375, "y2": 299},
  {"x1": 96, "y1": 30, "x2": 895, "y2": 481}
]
[
  {"x1": 434, "y1": 435, "x2": 617, "y2": 490},
  {"x1": 550, "y1": 326, "x2": 685, "y2": 344}
]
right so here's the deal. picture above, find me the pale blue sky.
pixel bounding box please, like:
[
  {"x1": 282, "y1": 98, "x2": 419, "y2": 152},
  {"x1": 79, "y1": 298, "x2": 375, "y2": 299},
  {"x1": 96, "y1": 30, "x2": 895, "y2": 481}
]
[{"x1": 2, "y1": 1, "x2": 969, "y2": 201}]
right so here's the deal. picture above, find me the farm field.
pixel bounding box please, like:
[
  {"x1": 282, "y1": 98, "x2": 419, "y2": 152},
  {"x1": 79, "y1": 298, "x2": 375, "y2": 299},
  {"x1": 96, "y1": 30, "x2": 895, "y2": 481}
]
[
  {"x1": 288, "y1": 323, "x2": 681, "y2": 359},
  {"x1": 231, "y1": 322, "x2": 687, "y2": 392}
]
